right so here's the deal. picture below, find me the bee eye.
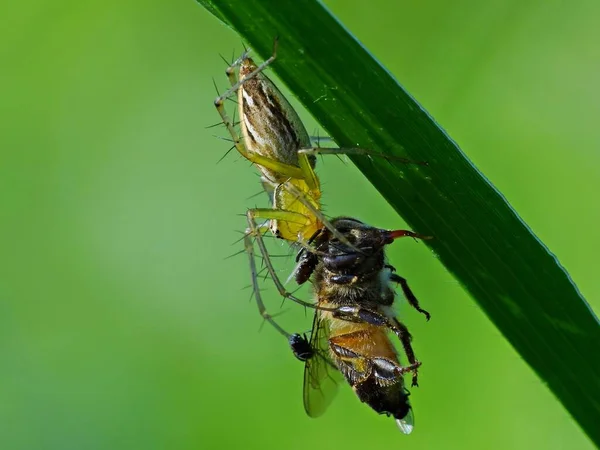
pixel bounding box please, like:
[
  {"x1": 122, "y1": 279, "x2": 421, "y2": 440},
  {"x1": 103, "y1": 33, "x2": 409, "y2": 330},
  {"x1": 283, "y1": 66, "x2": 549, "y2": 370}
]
[{"x1": 323, "y1": 253, "x2": 363, "y2": 272}]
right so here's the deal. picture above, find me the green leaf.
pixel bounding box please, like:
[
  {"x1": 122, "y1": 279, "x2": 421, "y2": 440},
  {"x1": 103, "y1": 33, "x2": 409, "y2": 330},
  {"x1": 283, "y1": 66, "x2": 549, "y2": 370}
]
[{"x1": 198, "y1": 0, "x2": 600, "y2": 444}]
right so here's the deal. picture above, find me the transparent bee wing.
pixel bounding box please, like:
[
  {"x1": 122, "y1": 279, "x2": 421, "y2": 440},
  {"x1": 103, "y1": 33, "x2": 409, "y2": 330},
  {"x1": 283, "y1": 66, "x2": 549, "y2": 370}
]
[
  {"x1": 303, "y1": 312, "x2": 342, "y2": 417},
  {"x1": 395, "y1": 407, "x2": 414, "y2": 434}
]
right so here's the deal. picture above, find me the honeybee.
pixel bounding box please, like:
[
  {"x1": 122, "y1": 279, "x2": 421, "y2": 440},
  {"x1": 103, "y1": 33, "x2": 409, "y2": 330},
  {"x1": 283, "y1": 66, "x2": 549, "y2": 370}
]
[{"x1": 288, "y1": 217, "x2": 429, "y2": 433}]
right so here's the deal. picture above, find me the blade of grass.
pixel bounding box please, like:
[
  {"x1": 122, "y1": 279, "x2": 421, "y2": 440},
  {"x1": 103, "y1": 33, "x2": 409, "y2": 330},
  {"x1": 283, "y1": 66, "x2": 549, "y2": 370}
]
[{"x1": 198, "y1": 0, "x2": 600, "y2": 443}]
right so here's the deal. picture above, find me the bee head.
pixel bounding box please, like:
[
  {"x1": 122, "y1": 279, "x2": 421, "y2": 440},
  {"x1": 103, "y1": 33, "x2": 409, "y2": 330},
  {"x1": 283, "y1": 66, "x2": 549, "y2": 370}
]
[{"x1": 317, "y1": 217, "x2": 391, "y2": 280}]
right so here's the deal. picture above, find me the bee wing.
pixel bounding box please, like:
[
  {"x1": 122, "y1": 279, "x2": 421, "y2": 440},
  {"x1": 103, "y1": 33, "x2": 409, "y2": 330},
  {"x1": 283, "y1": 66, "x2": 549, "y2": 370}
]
[
  {"x1": 303, "y1": 312, "x2": 343, "y2": 417},
  {"x1": 396, "y1": 407, "x2": 415, "y2": 434}
]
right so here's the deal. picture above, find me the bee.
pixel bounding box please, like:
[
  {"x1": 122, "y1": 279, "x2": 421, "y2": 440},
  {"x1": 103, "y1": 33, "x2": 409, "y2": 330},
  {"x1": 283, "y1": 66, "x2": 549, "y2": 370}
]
[{"x1": 288, "y1": 217, "x2": 428, "y2": 433}]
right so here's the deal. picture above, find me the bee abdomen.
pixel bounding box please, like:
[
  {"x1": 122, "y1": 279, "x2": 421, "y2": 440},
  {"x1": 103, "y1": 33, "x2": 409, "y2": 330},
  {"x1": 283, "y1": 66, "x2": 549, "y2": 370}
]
[{"x1": 353, "y1": 377, "x2": 412, "y2": 423}]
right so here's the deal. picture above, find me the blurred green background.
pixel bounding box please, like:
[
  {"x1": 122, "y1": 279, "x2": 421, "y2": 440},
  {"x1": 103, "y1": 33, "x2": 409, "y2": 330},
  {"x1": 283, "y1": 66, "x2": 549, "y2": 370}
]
[{"x1": 2, "y1": 0, "x2": 599, "y2": 449}]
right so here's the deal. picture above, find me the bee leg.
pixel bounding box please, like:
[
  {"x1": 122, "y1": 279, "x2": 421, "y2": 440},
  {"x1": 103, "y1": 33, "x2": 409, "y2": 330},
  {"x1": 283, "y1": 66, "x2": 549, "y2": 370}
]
[
  {"x1": 389, "y1": 318, "x2": 420, "y2": 387},
  {"x1": 332, "y1": 306, "x2": 387, "y2": 326},
  {"x1": 331, "y1": 307, "x2": 421, "y2": 386},
  {"x1": 332, "y1": 306, "x2": 405, "y2": 333},
  {"x1": 390, "y1": 273, "x2": 431, "y2": 321},
  {"x1": 391, "y1": 360, "x2": 422, "y2": 377}
]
